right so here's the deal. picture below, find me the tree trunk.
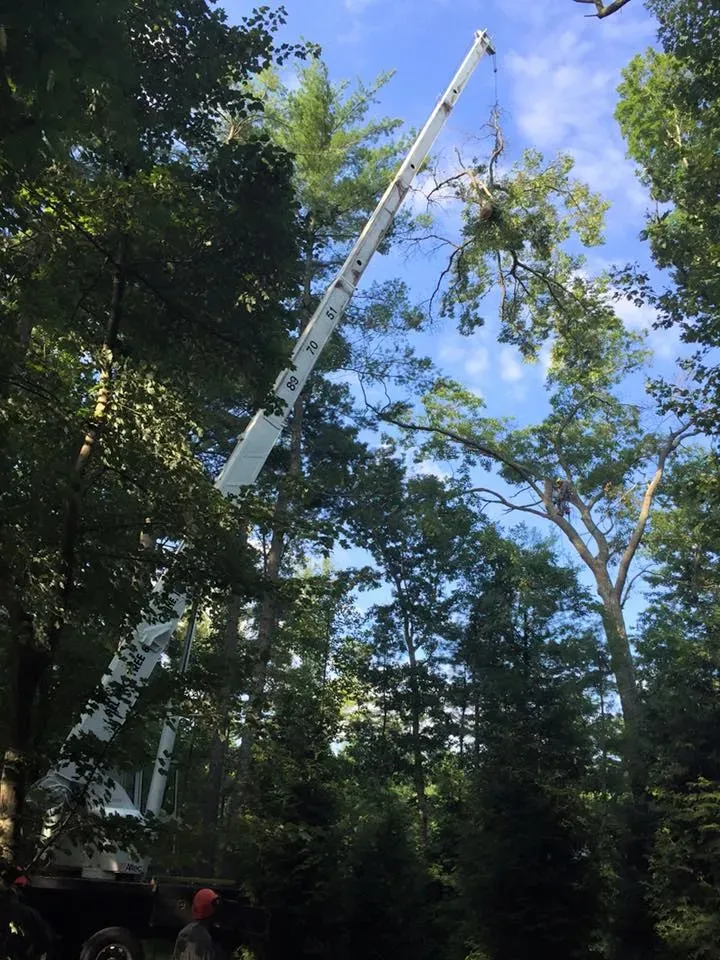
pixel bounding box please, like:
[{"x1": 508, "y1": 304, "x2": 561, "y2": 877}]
[
  {"x1": 595, "y1": 577, "x2": 637, "y2": 727},
  {"x1": 458, "y1": 675, "x2": 467, "y2": 768},
  {"x1": 0, "y1": 237, "x2": 127, "y2": 861},
  {"x1": 231, "y1": 235, "x2": 313, "y2": 806},
  {"x1": 200, "y1": 592, "x2": 244, "y2": 875},
  {"x1": 50, "y1": 234, "x2": 128, "y2": 650},
  {"x1": 0, "y1": 597, "x2": 50, "y2": 862},
  {"x1": 401, "y1": 613, "x2": 429, "y2": 847},
  {"x1": 595, "y1": 573, "x2": 645, "y2": 791},
  {"x1": 233, "y1": 393, "x2": 303, "y2": 802}
]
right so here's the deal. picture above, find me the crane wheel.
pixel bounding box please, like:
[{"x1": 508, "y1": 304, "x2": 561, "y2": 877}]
[{"x1": 79, "y1": 927, "x2": 144, "y2": 960}]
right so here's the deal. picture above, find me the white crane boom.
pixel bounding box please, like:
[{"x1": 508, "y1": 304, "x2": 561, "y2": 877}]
[{"x1": 41, "y1": 29, "x2": 495, "y2": 858}]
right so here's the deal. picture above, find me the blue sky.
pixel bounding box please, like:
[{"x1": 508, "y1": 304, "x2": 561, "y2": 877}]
[{"x1": 220, "y1": 0, "x2": 683, "y2": 628}]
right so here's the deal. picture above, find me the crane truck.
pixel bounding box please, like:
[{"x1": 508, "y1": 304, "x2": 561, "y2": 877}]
[{"x1": 12, "y1": 29, "x2": 495, "y2": 960}]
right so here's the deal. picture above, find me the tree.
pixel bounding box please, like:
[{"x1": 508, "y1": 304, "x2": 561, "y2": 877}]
[
  {"x1": 616, "y1": 0, "x2": 720, "y2": 422},
  {"x1": 633, "y1": 452, "x2": 720, "y2": 957},
  {"x1": 345, "y1": 451, "x2": 483, "y2": 845},
  {"x1": 455, "y1": 533, "x2": 601, "y2": 960},
  {"x1": 0, "y1": 1, "x2": 309, "y2": 862},
  {"x1": 208, "y1": 55, "x2": 421, "y2": 825},
  {"x1": 380, "y1": 147, "x2": 697, "y2": 783}
]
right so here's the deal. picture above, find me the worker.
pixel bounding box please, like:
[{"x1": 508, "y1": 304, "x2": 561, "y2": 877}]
[
  {"x1": 172, "y1": 888, "x2": 221, "y2": 960},
  {"x1": 0, "y1": 866, "x2": 55, "y2": 960},
  {"x1": 551, "y1": 478, "x2": 572, "y2": 517}
]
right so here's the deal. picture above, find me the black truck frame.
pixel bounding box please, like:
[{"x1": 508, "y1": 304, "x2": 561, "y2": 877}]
[{"x1": 21, "y1": 874, "x2": 269, "y2": 960}]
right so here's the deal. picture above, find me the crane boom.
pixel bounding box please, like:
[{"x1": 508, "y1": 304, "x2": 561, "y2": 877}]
[{"x1": 42, "y1": 29, "x2": 495, "y2": 847}]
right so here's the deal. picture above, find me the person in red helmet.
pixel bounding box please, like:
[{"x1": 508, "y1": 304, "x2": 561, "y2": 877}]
[
  {"x1": 171, "y1": 889, "x2": 221, "y2": 960},
  {"x1": 0, "y1": 865, "x2": 55, "y2": 960}
]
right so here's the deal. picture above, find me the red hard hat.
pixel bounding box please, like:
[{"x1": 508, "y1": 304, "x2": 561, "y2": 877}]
[
  {"x1": 13, "y1": 874, "x2": 29, "y2": 887},
  {"x1": 192, "y1": 888, "x2": 219, "y2": 921}
]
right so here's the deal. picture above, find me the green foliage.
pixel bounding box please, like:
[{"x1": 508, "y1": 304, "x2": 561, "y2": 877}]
[
  {"x1": 256, "y1": 61, "x2": 407, "y2": 247},
  {"x1": 455, "y1": 534, "x2": 602, "y2": 960},
  {"x1": 616, "y1": 0, "x2": 720, "y2": 417},
  {"x1": 340, "y1": 798, "x2": 434, "y2": 960},
  {"x1": 0, "y1": 0, "x2": 307, "y2": 861},
  {"x1": 3, "y1": 7, "x2": 720, "y2": 960},
  {"x1": 650, "y1": 781, "x2": 720, "y2": 960},
  {"x1": 441, "y1": 150, "x2": 608, "y2": 357}
]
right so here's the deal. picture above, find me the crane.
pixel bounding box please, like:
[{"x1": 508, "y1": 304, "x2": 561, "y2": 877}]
[{"x1": 36, "y1": 29, "x2": 495, "y2": 877}]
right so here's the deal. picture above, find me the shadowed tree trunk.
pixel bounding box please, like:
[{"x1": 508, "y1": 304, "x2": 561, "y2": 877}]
[
  {"x1": 0, "y1": 236, "x2": 127, "y2": 861},
  {"x1": 199, "y1": 592, "x2": 245, "y2": 875}
]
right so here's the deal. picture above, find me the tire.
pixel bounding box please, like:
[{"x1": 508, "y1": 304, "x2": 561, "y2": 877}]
[{"x1": 79, "y1": 927, "x2": 145, "y2": 960}]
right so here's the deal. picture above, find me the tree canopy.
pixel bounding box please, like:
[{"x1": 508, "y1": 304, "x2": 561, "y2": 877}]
[{"x1": 2, "y1": 2, "x2": 720, "y2": 960}]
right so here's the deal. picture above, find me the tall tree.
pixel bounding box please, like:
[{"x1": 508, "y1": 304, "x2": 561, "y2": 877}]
[
  {"x1": 616, "y1": 0, "x2": 720, "y2": 422},
  {"x1": 0, "y1": 1, "x2": 308, "y2": 862},
  {"x1": 381, "y1": 148, "x2": 697, "y2": 783},
  {"x1": 635, "y1": 452, "x2": 720, "y2": 958},
  {"x1": 346, "y1": 452, "x2": 482, "y2": 845},
  {"x1": 209, "y1": 56, "x2": 421, "y2": 826},
  {"x1": 455, "y1": 532, "x2": 601, "y2": 960}
]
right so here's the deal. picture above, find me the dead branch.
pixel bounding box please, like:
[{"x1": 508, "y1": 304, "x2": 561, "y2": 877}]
[
  {"x1": 487, "y1": 107, "x2": 504, "y2": 187},
  {"x1": 428, "y1": 239, "x2": 473, "y2": 315},
  {"x1": 615, "y1": 421, "x2": 700, "y2": 600},
  {"x1": 457, "y1": 486, "x2": 548, "y2": 520}
]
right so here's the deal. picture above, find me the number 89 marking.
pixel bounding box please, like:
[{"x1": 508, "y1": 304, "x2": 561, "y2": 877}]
[{"x1": 286, "y1": 376, "x2": 299, "y2": 392}]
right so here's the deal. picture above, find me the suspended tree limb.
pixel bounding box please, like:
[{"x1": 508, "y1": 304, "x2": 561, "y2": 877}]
[{"x1": 572, "y1": 0, "x2": 632, "y2": 17}]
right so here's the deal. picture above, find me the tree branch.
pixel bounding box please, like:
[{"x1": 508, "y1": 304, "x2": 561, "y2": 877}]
[
  {"x1": 452, "y1": 486, "x2": 548, "y2": 520},
  {"x1": 615, "y1": 422, "x2": 698, "y2": 600},
  {"x1": 377, "y1": 410, "x2": 545, "y2": 499},
  {"x1": 377, "y1": 409, "x2": 604, "y2": 576},
  {"x1": 573, "y1": 0, "x2": 632, "y2": 16},
  {"x1": 621, "y1": 564, "x2": 653, "y2": 608}
]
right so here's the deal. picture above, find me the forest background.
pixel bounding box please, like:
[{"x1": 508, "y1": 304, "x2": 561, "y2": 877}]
[{"x1": 2, "y1": 0, "x2": 720, "y2": 959}]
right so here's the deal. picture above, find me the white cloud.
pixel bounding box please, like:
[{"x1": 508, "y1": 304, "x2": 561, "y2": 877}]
[
  {"x1": 503, "y1": 9, "x2": 656, "y2": 216},
  {"x1": 413, "y1": 459, "x2": 450, "y2": 480},
  {"x1": 538, "y1": 341, "x2": 553, "y2": 379},
  {"x1": 439, "y1": 342, "x2": 465, "y2": 364},
  {"x1": 499, "y1": 346, "x2": 524, "y2": 383},
  {"x1": 465, "y1": 346, "x2": 489, "y2": 377},
  {"x1": 344, "y1": 0, "x2": 378, "y2": 10},
  {"x1": 612, "y1": 292, "x2": 681, "y2": 361},
  {"x1": 613, "y1": 295, "x2": 657, "y2": 332}
]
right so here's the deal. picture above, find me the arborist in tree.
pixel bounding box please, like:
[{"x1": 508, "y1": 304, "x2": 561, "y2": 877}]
[{"x1": 551, "y1": 479, "x2": 572, "y2": 517}]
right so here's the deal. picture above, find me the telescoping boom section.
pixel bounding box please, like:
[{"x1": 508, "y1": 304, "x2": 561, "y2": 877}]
[{"x1": 40, "y1": 29, "x2": 495, "y2": 867}]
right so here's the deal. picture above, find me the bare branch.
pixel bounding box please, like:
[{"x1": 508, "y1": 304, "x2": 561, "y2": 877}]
[
  {"x1": 454, "y1": 486, "x2": 549, "y2": 520},
  {"x1": 487, "y1": 108, "x2": 504, "y2": 187},
  {"x1": 377, "y1": 410, "x2": 545, "y2": 500},
  {"x1": 615, "y1": 421, "x2": 699, "y2": 600},
  {"x1": 621, "y1": 564, "x2": 653, "y2": 608},
  {"x1": 428, "y1": 239, "x2": 473, "y2": 315},
  {"x1": 448, "y1": 487, "x2": 548, "y2": 520},
  {"x1": 425, "y1": 169, "x2": 470, "y2": 202}
]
